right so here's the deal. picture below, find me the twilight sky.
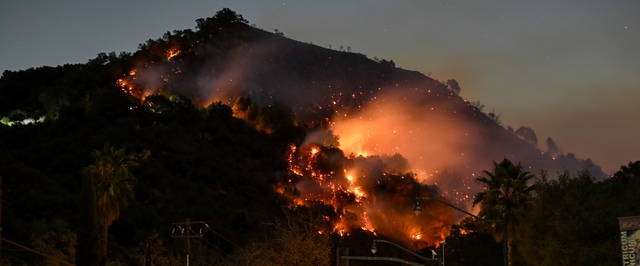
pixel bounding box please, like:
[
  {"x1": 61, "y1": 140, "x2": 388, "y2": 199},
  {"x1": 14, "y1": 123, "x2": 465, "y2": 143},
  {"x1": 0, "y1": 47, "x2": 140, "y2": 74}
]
[{"x1": 1, "y1": 1, "x2": 638, "y2": 174}]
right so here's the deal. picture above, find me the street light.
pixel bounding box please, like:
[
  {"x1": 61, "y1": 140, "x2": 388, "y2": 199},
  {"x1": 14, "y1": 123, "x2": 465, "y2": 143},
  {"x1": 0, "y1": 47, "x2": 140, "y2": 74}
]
[
  {"x1": 370, "y1": 239, "x2": 438, "y2": 266},
  {"x1": 439, "y1": 240, "x2": 445, "y2": 266},
  {"x1": 414, "y1": 197, "x2": 508, "y2": 266}
]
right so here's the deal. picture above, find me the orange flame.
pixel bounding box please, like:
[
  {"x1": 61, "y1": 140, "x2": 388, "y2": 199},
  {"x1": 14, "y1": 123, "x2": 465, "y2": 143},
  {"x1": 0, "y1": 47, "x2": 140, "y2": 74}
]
[
  {"x1": 279, "y1": 141, "x2": 453, "y2": 248},
  {"x1": 167, "y1": 49, "x2": 180, "y2": 60}
]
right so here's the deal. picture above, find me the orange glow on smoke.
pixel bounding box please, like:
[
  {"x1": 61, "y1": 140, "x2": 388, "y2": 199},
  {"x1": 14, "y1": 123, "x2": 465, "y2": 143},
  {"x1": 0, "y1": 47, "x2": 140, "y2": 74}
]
[
  {"x1": 331, "y1": 88, "x2": 483, "y2": 206},
  {"x1": 280, "y1": 140, "x2": 453, "y2": 249}
]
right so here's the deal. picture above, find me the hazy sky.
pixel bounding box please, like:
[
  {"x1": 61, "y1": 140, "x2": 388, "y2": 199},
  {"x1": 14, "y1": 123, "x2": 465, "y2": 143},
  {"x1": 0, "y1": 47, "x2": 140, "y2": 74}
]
[{"x1": 1, "y1": 1, "x2": 638, "y2": 174}]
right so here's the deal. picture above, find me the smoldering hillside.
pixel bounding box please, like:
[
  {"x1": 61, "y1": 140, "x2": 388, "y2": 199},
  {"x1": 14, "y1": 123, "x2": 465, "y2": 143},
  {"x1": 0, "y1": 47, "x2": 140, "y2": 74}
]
[{"x1": 124, "y1": 17, "x2": 605, "y2": 204}]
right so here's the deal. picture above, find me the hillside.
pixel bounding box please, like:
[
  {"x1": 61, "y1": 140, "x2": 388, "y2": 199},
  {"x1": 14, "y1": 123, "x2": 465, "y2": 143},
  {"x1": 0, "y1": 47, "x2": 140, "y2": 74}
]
[
  {"x1": 0, "y1": 8, "x2": 605, "y2": 265},
  {"x1": 108, "y1": 9, "x2": 603, "y2": 200}
]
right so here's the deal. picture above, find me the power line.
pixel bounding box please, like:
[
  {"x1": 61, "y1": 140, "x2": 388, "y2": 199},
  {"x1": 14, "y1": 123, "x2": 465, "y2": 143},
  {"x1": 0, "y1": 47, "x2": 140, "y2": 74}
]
[
  {"x1": 209, "y1": 229, "x2": 242, "y2": 249},
  {"x1": 2, "y1": 237, "x2": 75, "y2": 266},
  {"x1": 198, "y1": 237, "x2": 240, "y2": 265},
  {"x1": 2, "y1": 194, "x2": 121, "y2": 252}
]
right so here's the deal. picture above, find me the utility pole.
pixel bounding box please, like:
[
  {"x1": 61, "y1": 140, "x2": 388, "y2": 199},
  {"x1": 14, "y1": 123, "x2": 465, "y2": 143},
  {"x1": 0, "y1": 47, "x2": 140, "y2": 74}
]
[
  {"x1": 144, "y1": 240, "x2": 152, "y2": 266},
  {"x1": 1, "y1": 175, "x2": 3, "y2": 261},
  {"x1": 171, "y1": 218, "x2": 208, "y2": 266}
]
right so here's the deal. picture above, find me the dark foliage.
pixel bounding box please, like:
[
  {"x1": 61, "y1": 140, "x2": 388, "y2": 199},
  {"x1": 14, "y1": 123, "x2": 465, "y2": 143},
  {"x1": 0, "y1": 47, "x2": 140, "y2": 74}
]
[
  {"x1": 441, "y1": 217, "x2": 503, "y2": 266},
  {"x1": 512, "y1": 168, "x2": 640, "y2": 265}
]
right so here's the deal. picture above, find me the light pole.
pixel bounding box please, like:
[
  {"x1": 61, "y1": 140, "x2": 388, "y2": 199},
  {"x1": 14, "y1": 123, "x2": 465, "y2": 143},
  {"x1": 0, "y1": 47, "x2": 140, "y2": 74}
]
[
  {"x1": 414, "y1": 197, "x2": 508, "y2": 266},
  {"x1": 370, "y1": 239, "x2": 438, "y2": 266},
  {"x1": 439, "y1": 240, "x2": 445, "y2": 266}
]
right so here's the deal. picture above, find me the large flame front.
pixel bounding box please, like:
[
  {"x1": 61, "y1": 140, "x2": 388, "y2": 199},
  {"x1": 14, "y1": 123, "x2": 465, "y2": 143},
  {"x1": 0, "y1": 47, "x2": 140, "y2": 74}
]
[{"x1": 280, "y1": 141, "x2": 453, "y2": 249}]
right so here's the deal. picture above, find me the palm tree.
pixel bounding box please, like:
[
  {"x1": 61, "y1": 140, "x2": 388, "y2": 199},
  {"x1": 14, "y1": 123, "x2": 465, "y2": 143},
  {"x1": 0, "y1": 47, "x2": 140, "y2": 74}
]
[
  {"x1": 472, "y1": 158, "x2": 535, "y2": 240},
  {"x1": 83, "y1": 144, "x2": 137, "y2": 266},
  {"x1": 76, "y1": 172, "x2": 101, "y2": 266}
]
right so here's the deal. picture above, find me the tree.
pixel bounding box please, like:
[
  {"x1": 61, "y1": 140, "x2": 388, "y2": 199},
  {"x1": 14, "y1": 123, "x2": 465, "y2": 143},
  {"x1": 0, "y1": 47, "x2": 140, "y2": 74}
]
[
  {"x1": 76, "y1": 172, "x2": 101, "y2": 266},
  {"x1": 487, "y1": 111, "x2": 502, "y2": 125},
  {"x1": 196, "y1": 8, "x2": 248, "y2": 32},
  {"x1": 470, "y1": 101, "x2": 485, "y2": 111},
  {"x1": 514, "y1": 126, "x2": 538, "y2": 146},
  {"x1": 83, "y1": 144, "x2": 137, "y2": 266},
  {"x1": 513, "y1": 170, "x2": 626, "y2": 265},
  {"x1": 214, "y1": 7, "x2": 248, "y2": 25},
  {"x1": 443, "y1": 217, "x2": 502, "y2": 266},
  {"x1": 613, "y1": 160, "x2": 640, "y2": 182},
  {"x1": 445, "y1": 79, "x2": 461, "y2": 95},
  {"x1": 138, "y1": 232, "x2": 181, "y2": 266},
  {"x1": 472, "y1": 158, "x2": 535, "y2": 239},
  {"x1": 224, "y1": 208, "x2": 333, "y2": 266}
]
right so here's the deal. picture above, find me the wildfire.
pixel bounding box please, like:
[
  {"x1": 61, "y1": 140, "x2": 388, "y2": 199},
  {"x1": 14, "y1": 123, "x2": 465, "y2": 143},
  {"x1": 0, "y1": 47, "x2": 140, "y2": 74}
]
[
  {"x1": 111, "y1": 41, "x2": 467, "y2": 249},
  {"x1": 279, "y1": 140, "x2": 453, "y2": 248},
  {"x1": 361, "y1": 212, "x2": 376, "y2": 234},
  {"x1": 333, "y1": 219, "x2": 349, "y2": 237},
  {"x1": 117, "y1": 77, "x2": 136, "y2": 96},
  {"x1": 351, "y1": 186, "x2": 365, "y2": 200},
  {"x1": 167, "y1": 48, "x2": 180, "y2": 60},
  {"x1": 116, "y1": 68, "x2": 155, "y2": 100},
  {"x1": 114, "y1": 45, "x2": 190, "y2": 103}
]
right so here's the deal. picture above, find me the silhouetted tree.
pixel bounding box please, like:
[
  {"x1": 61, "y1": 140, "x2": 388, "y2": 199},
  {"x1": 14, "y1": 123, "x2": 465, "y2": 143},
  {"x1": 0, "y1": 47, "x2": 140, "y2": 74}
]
[
  {"x1": 214, "y1": 7, "x2": 248, "y2": 25},
  {"x1": 472, "y1": 158, "x2": 535, "y2": 239},
  {"x1": 445, "y1": 79, "x2": 461, "y2": 95},
  {"x1": 487, "y1": 111, "x2": 501, "y2": 125},
  {"x1": 515, "y1": 126, "x2": 538, "y2": 146},
  {"x1": 443, "y1": 217, "x2": 502, "y2": 266},
  {"x1": 613, "y1": 160, "x2": 640, "y2": 182},
  {"x1": 76, "y1": 173, "x2": 101, "y2": 266},
  {"x1": 196, "y1": 8, "x2": 248, "y2": 32},
  {"x1": 83, "y1": 144, "x2": 137, "y2": 266},
  {"x1": 470, "y1": 101, "x2": 484, "y2": 111}
]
